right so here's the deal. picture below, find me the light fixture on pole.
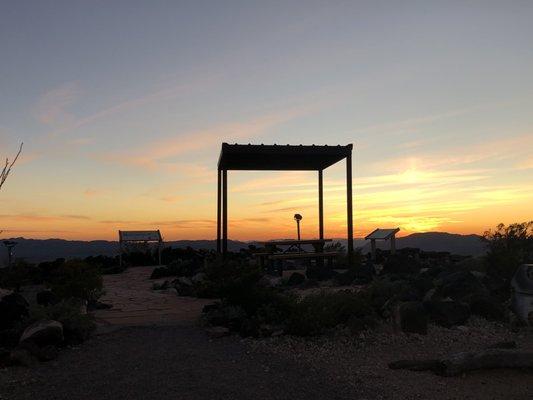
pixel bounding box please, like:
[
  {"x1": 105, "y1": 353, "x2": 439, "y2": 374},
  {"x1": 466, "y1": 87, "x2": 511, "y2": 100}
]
[
  {"x1": 3, "y1": 240, "x2": 17, "y2": 269},
  {"x1": 294, "y1": 214, "x2": 303, "y2": 241}
]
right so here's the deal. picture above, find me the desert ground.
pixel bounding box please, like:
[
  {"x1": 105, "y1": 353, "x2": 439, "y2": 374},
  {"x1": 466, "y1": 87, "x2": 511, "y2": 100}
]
[{"x1": 1, "y1": 266, "x2": 531, "y2": 400}]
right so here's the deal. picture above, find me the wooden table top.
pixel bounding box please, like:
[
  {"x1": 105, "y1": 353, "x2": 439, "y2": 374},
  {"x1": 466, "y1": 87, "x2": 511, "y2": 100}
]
[{"x1": 262, "y1": 239, "x2": 332, "y2": 246}]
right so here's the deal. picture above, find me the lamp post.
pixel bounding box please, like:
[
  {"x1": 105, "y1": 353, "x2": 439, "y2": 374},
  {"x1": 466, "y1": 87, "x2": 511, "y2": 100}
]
[
  {"x1": 294, "y1": 213, "x2": 302, "y2": 240},
  {"x1": 3, "y1": 240, "x2": 17, "y2": 269}
]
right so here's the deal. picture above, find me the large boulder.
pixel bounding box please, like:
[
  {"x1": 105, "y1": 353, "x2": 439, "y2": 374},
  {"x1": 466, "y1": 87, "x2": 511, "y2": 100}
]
[
  {"x1": 468, "y1": 295, "x2": 506, "y2": 321},
  {"x1": 434, "y1": 270, "x2": 487, "y2": 301},
  {"x1": 287, "y1": 272, "x2": 306, "y2": 286},
  {"x1": 173, "y1": 276, "x2": 195, "y2": 296},
  {"x1": 19, "y1": 320, "x2": 63, "y2": 347},
  {"x1": 36, "y1": 290, "x2": 59, "y2": 306},
  {"x1": 191, "y1": 272, "x2": 207, "y2": 284},
  {"x1": 150, "y1": 266, "x2": 171, "y2": 280},
  {"x1": 0, "y1": 293, "x2": 29, "y2": 330},
  {"x1": 394, "y1": 301, "x2": 428, "y2": 334},
  {"x1": 424, "y1": 300, "x2": 470, "y2": 327}
]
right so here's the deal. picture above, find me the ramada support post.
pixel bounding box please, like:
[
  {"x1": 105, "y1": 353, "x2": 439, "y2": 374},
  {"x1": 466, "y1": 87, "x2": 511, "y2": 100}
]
[
  {"x1": 217, "y1": 168, "x2": 222, "y2": 254},
  {"x1": 222, "y1": 169, "x2": 228, "y2": 255},
  {"x1": 318, "y1": 169, "x2": 324, "y2": 240},
  {"x1": 346, "y1": 151, "x2": 354, "y2": 266}
]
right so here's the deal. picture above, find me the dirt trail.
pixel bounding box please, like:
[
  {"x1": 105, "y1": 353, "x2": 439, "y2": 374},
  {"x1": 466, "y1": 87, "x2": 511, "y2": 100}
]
[{"x1": 93, "y1": 266, "x2": 212, "y2": 327}]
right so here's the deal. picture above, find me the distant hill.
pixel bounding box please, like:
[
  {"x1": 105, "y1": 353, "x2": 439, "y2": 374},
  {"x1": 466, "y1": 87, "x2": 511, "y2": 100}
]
[
  {"x1": 351, "y1": 232, "x2": 486, "y2": 256},
  {"x1": 1, "y1": 232, "x2": 486, "y2": 264}
]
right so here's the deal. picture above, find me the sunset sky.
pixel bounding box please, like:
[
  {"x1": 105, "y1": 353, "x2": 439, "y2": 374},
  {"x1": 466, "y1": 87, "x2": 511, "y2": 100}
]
[{"x1": 1, "y1": 1, "x2": 532, "y2": 241}]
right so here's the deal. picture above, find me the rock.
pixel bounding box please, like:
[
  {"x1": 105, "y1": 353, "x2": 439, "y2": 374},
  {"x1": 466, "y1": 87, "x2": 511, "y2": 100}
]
[
  {"x1": 511, "y1": 264, "x2": 533, "y2": 325},
  {"x1": 205, "y1": 326, "x2": 230, "y2": 338},
  {"x1": 434, "y1": 270, "x2": 487, "y2": 301},
  {"x1": 468, "y1": 296, "x2": 505, "y2": 321},
  {"x1": 0, "y1": 288, "x2": 13, "y2": 299},
  {"x1": 176, "y1": 276, "x2": 193, "y2": 286},
  {"x1": 150, "y1": 266, "x2": 171, "y2": 280},
  {"x1": 19, "y1": 341, "x2": 59, "y2": 361},
  {"x1": 9, "y1": 348, "x2": 38, "y2": 367},
  {"x1": 191, "y1": 272, "x2": 207, "y2": 284},
  {"x1": 424, "y1": 300, "x2": 470, "y2": 328},
  {"x1": 202, "y1": 303, "x2": 220, "y2": 314},
  {"x1": 394, "y1": 301, "x2": 428, "y2": 335},
  {"x1": 258, "y1": 276, "x2": 283, "y2": 288},
  {"x1": 0, "y1": 293, "x2": 29, "y2": 330},
  {"x1": 36, "y1": 290, "x2": 59, "y2": 306},
  {"x1": 287, "y1": 272, "x2": 306, "y2": 286},
  {"x1": 306, "y1": 264, "x2": 333, "y2": 281},
  {"x1": 19, "y1": 320, "x2": 63, "y2": 347},
  {"x1": 173, "y1": 276, "x2": 195, "y2": 296},
  {"x1": 423, "y1": 288, "x2": 437, "y2": 302},
  {"x1": 259, "y1": 324, "x2": 274, "y2": 337},
  {"x1": 87, "y1": 300, "x2": 113, "y2": 311},
  {"x1": 152, "y1": 281, "x2": 170, "y2": 291}
]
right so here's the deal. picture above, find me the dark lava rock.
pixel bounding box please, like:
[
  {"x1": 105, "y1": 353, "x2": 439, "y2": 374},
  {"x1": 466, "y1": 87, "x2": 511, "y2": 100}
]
[
  {"x1": 19, "y1": 320, "x2": 64, "y2": 347},
  {"x1": 424, "y1": 300, "x2": 471, "y2": 327},
  {"x1": 0, "y1": 293, "x2": 29, "y2": 330},
  {"x1": 394, "y1": 301, "x2": 428, "y2": 334},
  {"x1": 287, "y1": 272, "x2": 306, "y2": 286},
  {"x1": 468, "y1": 296, "x2": 505, "y2": 321},
  {"x1": 306, "y1": 264, "x2": 333, "y2": 281},
  {"x1": 150, "y1": 267, "x2": 171, "y2": 280},
  {"x1": 434, "y1": 270, "x2": 487, "y2": 301},
  {"x1": 36, "y1": 290, "x2": 59, "y2": 306}
]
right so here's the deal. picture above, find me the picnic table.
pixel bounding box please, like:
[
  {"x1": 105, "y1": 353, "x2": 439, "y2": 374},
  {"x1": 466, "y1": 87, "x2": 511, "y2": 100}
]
[{"x1": 255, "y1": 239, "x2": 338, "y2": 275}]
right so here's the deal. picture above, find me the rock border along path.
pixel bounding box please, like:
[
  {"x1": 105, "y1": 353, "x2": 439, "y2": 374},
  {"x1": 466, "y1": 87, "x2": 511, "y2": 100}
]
[{"x1": 93, "y1": 266, "x2": 212, "y2": 327}]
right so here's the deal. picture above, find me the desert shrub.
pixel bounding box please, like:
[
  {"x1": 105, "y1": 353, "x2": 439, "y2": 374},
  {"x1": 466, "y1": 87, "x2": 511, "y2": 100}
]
[
  {"x1": 382, "y1": 253, "x2": 420, "y2": 274},
  {"x1": 37, "y1": 258, "x2": 66, "y2": 281},
  {"x1": 364, "y1": 278, "x2": 417, "y2": 315},
  {"x1": 84, "y1": 255, "x2": 124, "y2": 274},
  {"x1": 48, "y1": 260, "x2": 103, "y2": 302},
  {"x1": 306, "y1": 263, "x2": 334, "y2": 281},
  {"x1": 286, "y1": 290, "x2": 374, "y2": 336},
  {"x1": 168, "y1": 259, "x2": 202, "y2": 277},
  {"x1": 483, "y1": 221, "x2": 533, "y2": 283},
  {"x1": 27, "y1": 299, "x2": 96, "y2": 344},
  {"x1": 0, "y1": 260, "x2": 42, "y2": 289}
]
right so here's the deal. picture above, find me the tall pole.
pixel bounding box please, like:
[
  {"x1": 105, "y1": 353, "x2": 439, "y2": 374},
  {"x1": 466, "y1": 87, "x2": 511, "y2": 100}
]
[
  {"x1": 318, "y1": 169, "x2": 324, "y2": 240},
  {"x1": 222, "y1": 169, "x2": 228, "y2": 255},
  {"x1": 217, "y1": 169, "x2": 222, "y2": 254},
  {"x1": 346, "y1": 152, "x2": 354, "y2": 266}
]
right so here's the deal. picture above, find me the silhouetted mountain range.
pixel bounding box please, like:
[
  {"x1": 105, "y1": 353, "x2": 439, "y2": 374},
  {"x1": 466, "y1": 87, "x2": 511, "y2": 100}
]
[{"x1": 0, "y1": 232, "x2": 486, "y2": 264}]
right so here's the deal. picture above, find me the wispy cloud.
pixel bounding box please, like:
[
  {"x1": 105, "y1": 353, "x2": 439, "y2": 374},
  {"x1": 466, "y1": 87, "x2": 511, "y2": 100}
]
[
  {"x1": 100, "y1": 105, "x2": 313, "y2": 171},
  {"x1": 35, "y1": 82, "x2": 81, "y2": 127},
  {"x1": 372, "y1": 133, "x2": 533, "y2": 172},
  {"x1": 0, "y1": 214, "x2": 92, "y2": 222}
]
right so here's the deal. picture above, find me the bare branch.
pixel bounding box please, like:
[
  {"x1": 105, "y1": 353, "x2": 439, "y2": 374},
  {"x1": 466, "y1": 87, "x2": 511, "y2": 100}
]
[{"x1": 0, "y1": 142, "x2": 23, "y2": 191}]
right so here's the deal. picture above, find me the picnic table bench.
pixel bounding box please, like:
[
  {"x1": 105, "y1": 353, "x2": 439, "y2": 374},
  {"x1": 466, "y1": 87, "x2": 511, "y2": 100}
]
[{"x1": 254, "y1": 239, "x2": 339, "y2": 275}]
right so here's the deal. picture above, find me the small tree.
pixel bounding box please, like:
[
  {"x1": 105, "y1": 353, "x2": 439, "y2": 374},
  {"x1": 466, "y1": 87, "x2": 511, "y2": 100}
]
[
  {"x1": 483, "y1": 221, "x2": 533, "y2": 282},
  {"x1": 0, "y1": 143, "x2": 23, "y2": 191}
]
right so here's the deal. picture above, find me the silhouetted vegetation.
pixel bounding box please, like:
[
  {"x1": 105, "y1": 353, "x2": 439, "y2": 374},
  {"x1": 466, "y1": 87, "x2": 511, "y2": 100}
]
[{"x1": 483, "y1": 221, "x2": 533, "y2": 284}]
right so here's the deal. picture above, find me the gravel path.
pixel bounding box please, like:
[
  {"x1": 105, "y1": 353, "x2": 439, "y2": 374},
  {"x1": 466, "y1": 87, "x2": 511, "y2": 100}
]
[
  {"x1": 1, "y1": 320, "x2": 531, "y2": 400},
  {"x1": 0, "y1": 325, "x2": 358, "y2": 400}
]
